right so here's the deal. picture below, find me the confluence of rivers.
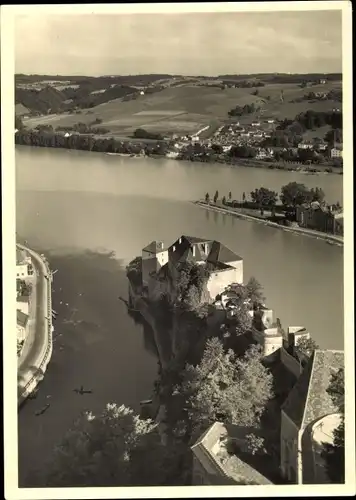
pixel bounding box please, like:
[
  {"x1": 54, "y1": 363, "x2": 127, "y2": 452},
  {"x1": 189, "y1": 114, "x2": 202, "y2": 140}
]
[{"x1": 16, "y1": 146, "x2": 343, "y2": 486}]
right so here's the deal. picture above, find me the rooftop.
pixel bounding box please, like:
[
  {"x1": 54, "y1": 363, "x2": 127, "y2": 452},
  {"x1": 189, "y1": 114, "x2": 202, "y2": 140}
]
[
  {"x1": 191, "y1": 422, "x2": 273, "y2": 485},
  {"x1": 142, "y1": 240, "x2": 165, "y2": 254},
  {"x1": 281, "y1": 349, "x2": 344, "y2": 429},
  {"x1": 17, "y1": 295, "x2": 29, "y2": 303},
  {"x1": 17, "y1": 309, "x2": 29, "y2": 328}
]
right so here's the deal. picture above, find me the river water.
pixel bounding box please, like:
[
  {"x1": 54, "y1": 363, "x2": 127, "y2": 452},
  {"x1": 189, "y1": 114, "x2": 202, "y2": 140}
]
[{"x1": 16, "y1": 146, "x2": 343, "y2": 485}]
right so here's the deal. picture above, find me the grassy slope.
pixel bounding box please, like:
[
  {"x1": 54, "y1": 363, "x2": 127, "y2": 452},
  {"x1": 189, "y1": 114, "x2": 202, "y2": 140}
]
[{"x1": 22, "y1": 80, "x2": 342, "y2": 137}]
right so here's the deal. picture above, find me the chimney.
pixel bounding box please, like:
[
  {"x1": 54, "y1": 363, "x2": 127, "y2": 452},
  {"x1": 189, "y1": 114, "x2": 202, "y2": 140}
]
[
  {"x1": 179, "y1": 237, "x2": 182, "y2": 244},
  {"x1": 192, "y1": 245, "x2": 196, "y2": 257}
]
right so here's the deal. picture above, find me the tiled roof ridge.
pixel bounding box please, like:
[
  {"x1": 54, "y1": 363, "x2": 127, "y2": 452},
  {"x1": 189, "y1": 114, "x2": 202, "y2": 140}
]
[{"x1": 300, "y1": 350, "x2": 317, "y2": 429}]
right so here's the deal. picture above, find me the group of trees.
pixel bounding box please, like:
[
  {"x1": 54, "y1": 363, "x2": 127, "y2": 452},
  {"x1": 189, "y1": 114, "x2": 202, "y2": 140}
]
[
  {"x1": 178, "y1": 338, "x2": 273, "y2": 441},
  {"x1": 15, "y1": 128, "x2": 169, "y2": 156},
  {"x1": 250, "y1": 187, "x2": 278, "y2": 208},
  {"x1": 174, "y1": 261, "x2": 211, "y2": 314},
  {"x1": 44, "y1": 403, "x2": 183, "y2": 487},
  {"x1": 228, "y1": 102, "x2": 259, "y2": 117},
  {"x1": 280, "y1": 182, "x2": 325, "y2": 209},
  {"x1": 206, "y1": 182, "x2": 327, "y2": 214},
  {"x1": 295, "y1": 109, "x2": 342, "y2": 131},
  {"x1": 133, "y1": 128, "x2": 165, "y2": 141},
  {"x1": 34, "y1": 121, "x2": 110, "y2": 136}
]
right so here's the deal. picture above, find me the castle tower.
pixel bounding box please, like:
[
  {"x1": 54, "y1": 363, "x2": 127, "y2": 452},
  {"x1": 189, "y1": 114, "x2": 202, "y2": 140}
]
[{"x1": 141, "y1": 241, "x2": 168, "y2": 287}]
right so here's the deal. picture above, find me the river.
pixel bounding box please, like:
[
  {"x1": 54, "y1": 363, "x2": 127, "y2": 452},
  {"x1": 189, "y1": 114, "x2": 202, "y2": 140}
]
[{"x1": 16, "y1": 146, "x2": 343, "y2": 486}]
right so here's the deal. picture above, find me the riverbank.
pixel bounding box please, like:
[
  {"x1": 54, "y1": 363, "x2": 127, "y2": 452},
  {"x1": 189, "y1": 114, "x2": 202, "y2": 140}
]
[
  {"x1": 194, "y1": 201, "x2": 344, "y2": 246},
  {"x1": 17, "y1": 244, "x2": 53, "y2": 406},
  {"x1": 15, "y1": 134, "x2": 343, "y2": 175}
]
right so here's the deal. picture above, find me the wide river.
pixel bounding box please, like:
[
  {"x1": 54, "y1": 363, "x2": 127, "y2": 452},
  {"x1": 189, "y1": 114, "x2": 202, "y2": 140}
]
[{"x1": 16, "y1": 146, "x2": 343, "y2": 486}]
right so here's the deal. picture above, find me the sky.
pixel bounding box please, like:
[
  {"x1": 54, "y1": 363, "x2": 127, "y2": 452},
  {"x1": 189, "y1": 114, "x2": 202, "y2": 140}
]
[{"x1": 14, "y1": 9, "x2": 342, "y2": 76}]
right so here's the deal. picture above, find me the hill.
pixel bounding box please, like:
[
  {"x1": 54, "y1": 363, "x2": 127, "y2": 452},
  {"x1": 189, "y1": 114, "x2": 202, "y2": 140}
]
[
  {"x1": 16, "y1": 75, "x2": 342, "y2": 139},
  {"x1": 15, "y1": 86, "x2": 66, "y2": 114}
]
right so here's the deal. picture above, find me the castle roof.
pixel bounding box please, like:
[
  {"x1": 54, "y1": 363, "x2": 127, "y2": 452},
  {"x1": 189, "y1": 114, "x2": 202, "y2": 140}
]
[
  {"x1": 191, "y1": 422, "x2": 273, "y2": 485},
  {"x1": 281, "y1": 349, "x2": 344, "y2": 430},
  {"x1": 167, "y1": 236, "x2": 242, "y2": 268},
  {"x1": 207, "y1": 241, "x2": 243, "y2": 264},
  {"x1": 142, "y1": 241, "x2": 165, "y2": 254}
]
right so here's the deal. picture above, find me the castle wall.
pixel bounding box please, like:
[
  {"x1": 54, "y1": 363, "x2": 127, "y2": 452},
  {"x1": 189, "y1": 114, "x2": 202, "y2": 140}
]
[
  {"x1": 280, "y1": 411, "x2": 299, "y2": 483},
  {"x1": 228, "y1": 260, "x2": 244, "y2": 284},
  {"x1": 207, "y1": 266, "x2": 242, "y2": 301}
]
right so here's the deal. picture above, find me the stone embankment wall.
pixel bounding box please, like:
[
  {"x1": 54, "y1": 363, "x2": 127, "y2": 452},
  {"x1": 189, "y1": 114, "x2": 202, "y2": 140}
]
[
  {"x1": 17, "y1": 244, "x2": 53, "y2": 406},
  {"x1": 194, "y1": 201, "x2": 344, "y2": 246}
]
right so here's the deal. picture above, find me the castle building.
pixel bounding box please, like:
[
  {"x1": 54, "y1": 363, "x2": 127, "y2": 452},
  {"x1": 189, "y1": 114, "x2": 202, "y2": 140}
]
[{"x1": 141, "y1": 235, "x2": 243, "y2": 302}]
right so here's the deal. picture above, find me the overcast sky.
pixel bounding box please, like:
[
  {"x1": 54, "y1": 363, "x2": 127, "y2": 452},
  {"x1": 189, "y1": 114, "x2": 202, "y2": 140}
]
[{"x1": 14, "y1": 10, "x2": 342, "y2": 76}]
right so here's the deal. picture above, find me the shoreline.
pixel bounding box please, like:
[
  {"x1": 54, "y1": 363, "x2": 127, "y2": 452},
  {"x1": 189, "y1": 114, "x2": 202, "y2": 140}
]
[
  {"x1": 193, "y1": 201, "x2": 344, "y2": 246},
  {"x1": 15, "y1": 142, "x2": 342, "y2": 176},
  {"x1": 17, "y1": 244, "x2": 53, "y2": 406}
]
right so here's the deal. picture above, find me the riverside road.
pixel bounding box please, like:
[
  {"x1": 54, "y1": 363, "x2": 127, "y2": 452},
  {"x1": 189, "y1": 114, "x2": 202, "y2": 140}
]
[{"x1": 17, "y1": 244, "x2": 51, "y2": 404}]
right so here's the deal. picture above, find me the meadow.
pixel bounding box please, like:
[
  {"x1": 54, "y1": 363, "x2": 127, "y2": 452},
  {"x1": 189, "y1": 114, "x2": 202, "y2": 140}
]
[{"x1": 23, "y1": 80, "x2": 342, "y2": 138}]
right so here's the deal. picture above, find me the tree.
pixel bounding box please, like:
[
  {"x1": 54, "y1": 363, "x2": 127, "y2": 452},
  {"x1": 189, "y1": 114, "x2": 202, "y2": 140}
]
[
  {"x1": 213, "y1": 190, "x2": 219, "y2": 203},
  {"x1": 310, "y1": 187, "x2": 325, "y2": 203},
  {"x1": 250, "y1": 187, "x2": 278, "y2": 208},
  {"x1": 222, "y1": 196, "x2": 226, "y2": 205},
  {"x1": 321, "y1": 368, "x2": 345, "y2": 483},
  {"x1": 179, "y1": 338, "x2": 273, "y2": 439},
  {"x1": 211, "y1": 144, "x2": 223, "y2": 154},
  {"x1": 45, "y1": 404, "x2": 179, "y2": 486},
  {"x1": 324, "y1": 128, "x2": 343, "y2": 146},
  {"x1": 126, "y1": 257, "x2": 143, "y2": 287},
  {"x1": 228, "y1": 191, "x2": 232, "y2": 201},
  {"x1": 295, "y1": 336, "x2": 319, "y2": 358},
  {"x1": 242, "y1": 192, "x2": 246, "y2": 203},
  {"x1": 280, "y1": 182, "x2": 314, "y2": 209},
  {"x1": 205, "y1": 192, "x2": 210, "y2": 203},
  {"x1": 15, "y1": 115, "x2": 24, "y2": 130},
  {"x1": 245, "y1": 277, "x2": 265, "y2": 305}
]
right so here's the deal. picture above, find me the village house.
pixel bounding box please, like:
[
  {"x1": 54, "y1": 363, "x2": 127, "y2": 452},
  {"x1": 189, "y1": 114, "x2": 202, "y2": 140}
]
[
  {"x1": 16, "y1": 294, "x2": 30, "y2": 315},
  {"x1": 17, "y1": 309, "x2": 29, "y2": 343},
  {"x1": 330, "y1": 146, "x2": 343, "y2": 158},
  {"x1": 298, "y1": 141, "x2": 314, "y2": 150},
  {"x1": 296, "y1": 202, "x2": 343, "y2": 235},
  {"x1": 16, "y1": 248, "x2": 33, "y2": 279},
  {"x1": 141, "y1": 236, "x2": 243, "y2": 303}
]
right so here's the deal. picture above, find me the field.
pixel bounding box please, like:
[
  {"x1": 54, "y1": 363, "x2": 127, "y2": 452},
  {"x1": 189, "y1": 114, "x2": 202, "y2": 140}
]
[{"x1": 22, "y1": 80, "x2": 342, "y2": 138}]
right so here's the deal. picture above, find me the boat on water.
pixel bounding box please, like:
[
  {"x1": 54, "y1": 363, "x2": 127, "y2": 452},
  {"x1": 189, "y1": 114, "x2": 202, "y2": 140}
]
[
  {"x1": 35, "y1": 403, "x2": 50, "y2": 416},
  {"x1": 140, "y1": 399, "x2": 153, "y2": 405}
]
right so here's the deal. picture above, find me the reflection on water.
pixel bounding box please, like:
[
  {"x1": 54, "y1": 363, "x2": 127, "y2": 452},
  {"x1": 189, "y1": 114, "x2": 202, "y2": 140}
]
[{"x1": 17, "y1": 247, "x2": 158, "y2": 486}]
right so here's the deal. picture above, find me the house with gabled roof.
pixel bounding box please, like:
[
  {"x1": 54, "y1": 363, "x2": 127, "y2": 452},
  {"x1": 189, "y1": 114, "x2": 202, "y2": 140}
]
[
  {"x1": 191, "y1": 422, "x2": 274, "y2": 485},
  {"x1": 17, "y1": 309, "x2": 29, "y2": 342},
  {"x1": 141, "y1": 235, "x2": 243, "y2": 302},
  {"x1": 280, "y1": 349, "x2": 344, "y2": 484}
]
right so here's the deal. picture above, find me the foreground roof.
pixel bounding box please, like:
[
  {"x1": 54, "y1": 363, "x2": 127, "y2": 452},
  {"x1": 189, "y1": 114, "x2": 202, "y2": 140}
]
[
  {"x1": 281, "y1": 349, "x2": 344, "y2": 429},
  {"x1": 191, "y1": 422, "x2": 273, "y2": 485},
  {"x1": 142, "y1": 241, "x2": 165, "y2": 254}
]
